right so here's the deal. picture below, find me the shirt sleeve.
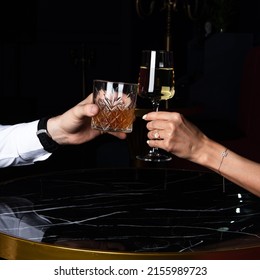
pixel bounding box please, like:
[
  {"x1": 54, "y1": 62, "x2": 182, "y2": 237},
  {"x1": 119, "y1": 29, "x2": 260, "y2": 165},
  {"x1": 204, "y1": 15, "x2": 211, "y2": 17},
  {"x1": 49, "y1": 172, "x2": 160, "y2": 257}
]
[{"x1": 0, "y1": 120, "x2": 52, "y2": 168}]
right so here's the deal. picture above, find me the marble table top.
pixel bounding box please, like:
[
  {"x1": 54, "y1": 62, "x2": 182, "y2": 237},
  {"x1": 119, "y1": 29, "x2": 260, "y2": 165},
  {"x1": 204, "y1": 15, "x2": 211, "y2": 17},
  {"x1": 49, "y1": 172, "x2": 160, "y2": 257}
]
[{"x1": 0, "y1": 168, "x2": 259, "y2": 259}]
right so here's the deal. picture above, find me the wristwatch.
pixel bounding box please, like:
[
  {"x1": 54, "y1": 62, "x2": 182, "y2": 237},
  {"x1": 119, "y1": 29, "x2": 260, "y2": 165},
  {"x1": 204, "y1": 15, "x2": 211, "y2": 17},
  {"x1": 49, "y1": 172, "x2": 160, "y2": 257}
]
[{"x1": 36, "y1": 117, "x2": 60, "y2": 152}]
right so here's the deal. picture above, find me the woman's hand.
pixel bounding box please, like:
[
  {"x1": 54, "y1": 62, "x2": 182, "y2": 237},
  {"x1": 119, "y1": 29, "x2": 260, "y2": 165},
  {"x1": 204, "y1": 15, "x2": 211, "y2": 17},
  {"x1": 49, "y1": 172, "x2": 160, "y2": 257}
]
[{"x1": 143, "y1": 111, "x2": 208, "y2": 163}]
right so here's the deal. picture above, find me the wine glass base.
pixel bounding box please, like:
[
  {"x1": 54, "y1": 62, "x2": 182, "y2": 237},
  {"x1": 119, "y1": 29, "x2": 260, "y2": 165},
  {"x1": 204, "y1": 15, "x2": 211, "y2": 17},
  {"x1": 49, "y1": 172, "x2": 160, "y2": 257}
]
[{"x1": 136, "y1": 152, "x2": 172, "y2": 162}]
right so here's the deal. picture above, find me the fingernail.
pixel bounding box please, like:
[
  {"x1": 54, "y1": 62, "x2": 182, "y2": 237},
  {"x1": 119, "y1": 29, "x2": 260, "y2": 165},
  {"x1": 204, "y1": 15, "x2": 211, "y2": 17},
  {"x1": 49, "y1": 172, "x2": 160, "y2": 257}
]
[
  {"x1": 146, "y1": 140, "x2": 150, "y2": 145},
  {"x1": 142, "y1": 114, "x2": 147, "y2": 120}
]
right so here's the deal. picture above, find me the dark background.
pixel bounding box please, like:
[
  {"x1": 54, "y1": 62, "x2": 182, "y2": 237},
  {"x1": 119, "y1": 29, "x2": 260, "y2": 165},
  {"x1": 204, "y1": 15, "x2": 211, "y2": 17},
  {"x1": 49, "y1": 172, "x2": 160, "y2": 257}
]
[{"x1": 1, "y1": 0, "x2": 260, "y2": 178}]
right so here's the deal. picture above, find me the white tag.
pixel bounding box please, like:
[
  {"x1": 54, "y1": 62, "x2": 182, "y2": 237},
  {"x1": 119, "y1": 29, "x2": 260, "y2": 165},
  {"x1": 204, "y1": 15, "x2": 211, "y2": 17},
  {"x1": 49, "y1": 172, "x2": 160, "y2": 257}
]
[{"x1": 148, "y1": 51, "x2": 156, "y2": 93}]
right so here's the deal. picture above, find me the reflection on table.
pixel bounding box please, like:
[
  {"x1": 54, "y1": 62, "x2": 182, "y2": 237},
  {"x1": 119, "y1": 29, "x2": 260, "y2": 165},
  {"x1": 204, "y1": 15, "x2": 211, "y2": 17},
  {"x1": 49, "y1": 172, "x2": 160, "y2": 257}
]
[{"x1": 0, "y1": 168, "x2": 259, "y2": 259}]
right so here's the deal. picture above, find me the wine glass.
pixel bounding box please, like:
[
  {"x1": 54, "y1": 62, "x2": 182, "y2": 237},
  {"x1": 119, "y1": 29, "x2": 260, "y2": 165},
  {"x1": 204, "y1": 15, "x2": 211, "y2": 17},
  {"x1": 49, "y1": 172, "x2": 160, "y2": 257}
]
[{"x1": 136, "y1": 50, "x2": 175, "y2": 162}]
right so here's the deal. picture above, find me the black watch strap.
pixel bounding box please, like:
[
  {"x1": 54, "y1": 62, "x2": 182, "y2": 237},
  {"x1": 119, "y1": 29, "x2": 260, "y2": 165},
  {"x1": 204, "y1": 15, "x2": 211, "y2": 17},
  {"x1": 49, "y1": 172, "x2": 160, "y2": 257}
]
[{"x1": 36, "y1": 117, "x2": 60, "y2": 152}]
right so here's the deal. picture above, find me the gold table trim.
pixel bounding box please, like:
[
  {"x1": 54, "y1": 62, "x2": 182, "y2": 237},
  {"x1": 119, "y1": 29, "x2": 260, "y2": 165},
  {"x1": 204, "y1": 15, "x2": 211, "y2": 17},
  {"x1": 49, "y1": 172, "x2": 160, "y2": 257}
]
[{"x1": 1, "y1": 232, "x2": 259, "y2": 260}]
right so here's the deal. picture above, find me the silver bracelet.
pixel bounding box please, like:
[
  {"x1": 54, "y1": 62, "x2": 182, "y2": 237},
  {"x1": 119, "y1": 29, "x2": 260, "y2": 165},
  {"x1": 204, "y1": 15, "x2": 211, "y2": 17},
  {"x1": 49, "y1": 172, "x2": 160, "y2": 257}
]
[{"x1": 218, "y1": 148, "x2": 228, "y2": 175}]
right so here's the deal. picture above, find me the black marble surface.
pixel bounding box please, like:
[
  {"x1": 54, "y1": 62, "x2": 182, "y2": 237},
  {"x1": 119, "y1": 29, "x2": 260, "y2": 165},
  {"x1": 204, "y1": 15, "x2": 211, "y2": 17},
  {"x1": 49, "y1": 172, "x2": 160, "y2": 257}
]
[{"x1": 0, "y1": 168, "x2": 260, "y2": 254}]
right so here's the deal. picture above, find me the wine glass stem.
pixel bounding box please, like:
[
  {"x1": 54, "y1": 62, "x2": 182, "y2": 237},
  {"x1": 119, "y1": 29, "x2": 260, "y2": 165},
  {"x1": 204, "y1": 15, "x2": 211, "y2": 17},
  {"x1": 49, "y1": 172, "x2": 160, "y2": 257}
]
[
  {"x1": 152, "y1": 99, "x2": 160, "y2": 112},
  {"x1": 151, "y1": 99, "x2": 160, "y2": 154}
]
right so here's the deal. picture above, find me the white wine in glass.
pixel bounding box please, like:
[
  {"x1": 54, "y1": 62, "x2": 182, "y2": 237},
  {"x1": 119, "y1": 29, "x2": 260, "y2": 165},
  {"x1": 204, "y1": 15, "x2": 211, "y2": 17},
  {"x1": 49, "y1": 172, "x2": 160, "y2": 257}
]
[{"x1": 136, "y1": 50, "x2": 175, "y2": 162}]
